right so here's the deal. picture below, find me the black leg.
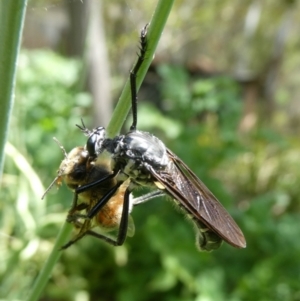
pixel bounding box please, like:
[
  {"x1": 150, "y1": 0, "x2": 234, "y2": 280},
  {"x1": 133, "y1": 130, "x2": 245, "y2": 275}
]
[
  {"x1": 76, "y1": 170, "x2": 118, "y2": 194},
  {"x1": 116, "y1": 188, "x2": 131, "y2": 245},
  {"x1": 132, "y1": 190, "x2": 165, "y2": 206},
  {"x1": 130, "y1": 24, "x2": 148, "y2": 131},
  {"x1": 61, "y1": 186, "x2": 131, "y2": 249},
  {"x1": 87, "y1": 182, "x2": 123, "y2": 218},
  {"x1": 66, "y1": 181, "x2": 123, "y2": 223}
]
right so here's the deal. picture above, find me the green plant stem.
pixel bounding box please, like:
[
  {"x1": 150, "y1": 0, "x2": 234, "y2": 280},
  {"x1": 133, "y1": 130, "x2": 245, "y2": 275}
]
[
  {"x1": 0, "y1": 0, "x2": 28, "y2": 178},
  {"x1": 106, "y1": 0, "x2": 175, "y2": 137},
  {"x1": 27, "y1": 1, "x2": 175, "y2": 301},
  {"x1": 27, "y1": 223, "x2": 73, "y2": 301}
]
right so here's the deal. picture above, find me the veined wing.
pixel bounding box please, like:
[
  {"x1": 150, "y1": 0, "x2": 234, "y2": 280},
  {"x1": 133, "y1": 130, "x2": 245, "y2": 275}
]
[{"x1": 147, "y1": 149, "x2": 246, "y2": 249}]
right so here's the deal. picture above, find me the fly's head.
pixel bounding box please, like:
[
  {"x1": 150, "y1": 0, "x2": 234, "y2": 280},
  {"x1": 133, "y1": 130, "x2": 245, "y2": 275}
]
[
  {"x1": 85, "y1": 126, "x2": 106, "y2": 157},
  {"x1": 76, "y1": 120, "x2": 107, "y2": 158}
]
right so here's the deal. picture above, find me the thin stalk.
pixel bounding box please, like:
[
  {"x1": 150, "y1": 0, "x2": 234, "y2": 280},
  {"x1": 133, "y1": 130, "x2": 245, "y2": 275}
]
[
  {"x1": 106, "y1": 0, "x2": 175, "y2": 137},
  {"x1": 0, "y1": 0, "x2": 28, "y2": 178},
  {"x1": 27, "y1": 223, "x2": 73, "y2": 301},
  {"x1": 27, "y1": 0, "x2": 175, "y2": 300}
]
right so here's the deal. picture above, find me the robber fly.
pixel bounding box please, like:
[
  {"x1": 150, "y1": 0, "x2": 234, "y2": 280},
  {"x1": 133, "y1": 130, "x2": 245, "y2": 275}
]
[
  {"x1": 42, "y1": 140, "x2": 161, "y2": 249},
  {"x1": 72, "y1": 25, "x2": 246, "y2": 251}
]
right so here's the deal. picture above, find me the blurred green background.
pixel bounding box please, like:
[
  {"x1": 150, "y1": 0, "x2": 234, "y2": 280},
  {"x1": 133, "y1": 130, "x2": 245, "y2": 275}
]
[{"x1": 1, "y1": 0, "x2": 300, "y2": 300}]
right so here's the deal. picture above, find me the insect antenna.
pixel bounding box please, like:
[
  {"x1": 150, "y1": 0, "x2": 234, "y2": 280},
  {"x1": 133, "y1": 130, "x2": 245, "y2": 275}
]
[
  {"x1": 52, "y1": 137, "x2": 68, "y2": 159},
  {"x1": 130, "y1": 24, "x2": 148, "y2": 131},
  {"x1": 76, "y1": 118, "x2": 91, "y2": 136},
  {"x1": 41, "y1": 176, "x2": 59, "y2": 199},
  {"x1": 41, "y1": 137, "x2": 68, "y2": 199}
]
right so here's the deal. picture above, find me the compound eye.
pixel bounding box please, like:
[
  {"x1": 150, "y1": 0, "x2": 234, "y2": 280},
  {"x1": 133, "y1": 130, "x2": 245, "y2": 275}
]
[
  {"x1": 86, "y1": 135, "x2": 97, "y2": 157},
  {"x1": 71, "y1": 165, "x2": 86, "y2": 181},
  {"x1": 86, "y1": 127, "x2": 105, "y2": 157}
]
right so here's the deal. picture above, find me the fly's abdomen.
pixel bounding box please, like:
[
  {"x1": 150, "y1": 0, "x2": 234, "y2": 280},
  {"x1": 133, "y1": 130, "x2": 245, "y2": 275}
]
[{"x1": 194, "y1": 221, "x2": 223, "y2": 251}]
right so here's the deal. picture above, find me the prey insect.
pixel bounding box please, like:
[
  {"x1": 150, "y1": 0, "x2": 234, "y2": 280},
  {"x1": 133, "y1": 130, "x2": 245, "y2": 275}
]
[
  {"x1": 42, "y1": 140, "x2": 161, "y2": 249},
  {"x1": 42, "y1": 143, "x2": 133, "y2": 248},
  {"x1": 74, "y1": 25, "x2": 246, "y2": 251}
]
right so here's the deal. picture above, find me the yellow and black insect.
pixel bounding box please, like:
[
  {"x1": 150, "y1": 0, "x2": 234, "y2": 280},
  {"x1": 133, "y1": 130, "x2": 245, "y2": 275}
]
[{"x1": 42, "y1": 143, "x2": 136, "y2": 249}]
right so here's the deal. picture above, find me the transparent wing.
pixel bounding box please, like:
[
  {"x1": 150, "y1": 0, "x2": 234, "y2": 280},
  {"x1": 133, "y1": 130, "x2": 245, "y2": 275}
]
[
  {"x1": 127, "y1": 214, "x2": 135, "y2": 237},
  {"x1": 146, "y1": 149, "x2": 246, "y2": 249}
]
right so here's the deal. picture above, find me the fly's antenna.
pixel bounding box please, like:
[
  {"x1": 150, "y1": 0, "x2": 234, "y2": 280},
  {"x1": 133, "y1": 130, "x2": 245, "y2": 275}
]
[
  {"x1": 76, "y1": 118, "x2": 92, "y2": 136},
  {"x1": 130, "y1": 24, "x2": 148, "y2": 131}
]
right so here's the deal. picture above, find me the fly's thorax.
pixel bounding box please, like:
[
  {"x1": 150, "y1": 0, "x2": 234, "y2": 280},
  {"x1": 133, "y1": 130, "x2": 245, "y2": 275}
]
[
  {"x1": 122, "y1": 130, "x2": 168, "y2": 166},
  {"x1": 111, "y1": 130, "x2": 169, "y2": 186}
]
